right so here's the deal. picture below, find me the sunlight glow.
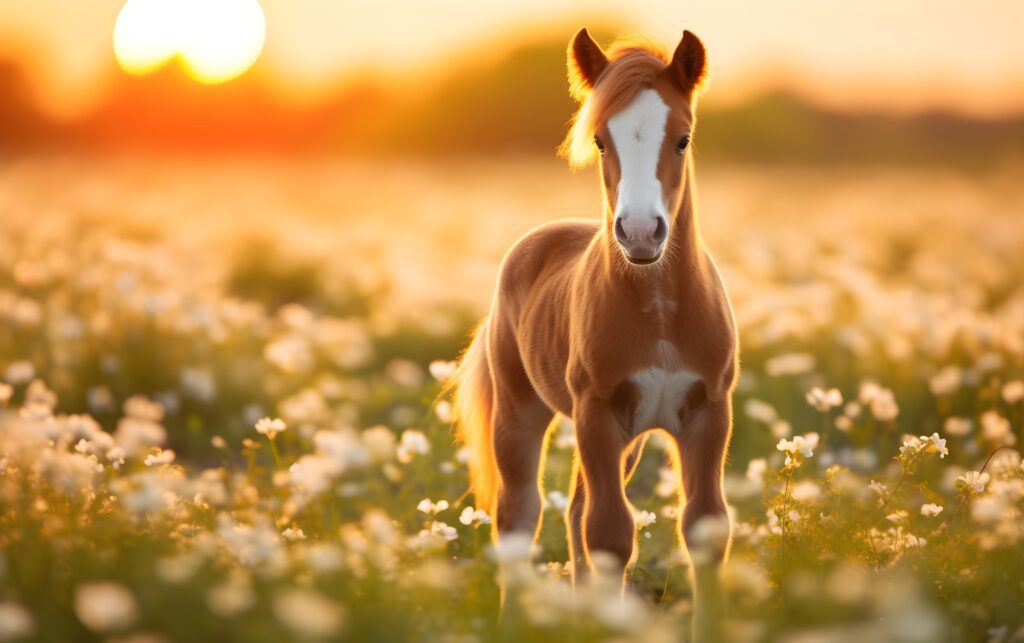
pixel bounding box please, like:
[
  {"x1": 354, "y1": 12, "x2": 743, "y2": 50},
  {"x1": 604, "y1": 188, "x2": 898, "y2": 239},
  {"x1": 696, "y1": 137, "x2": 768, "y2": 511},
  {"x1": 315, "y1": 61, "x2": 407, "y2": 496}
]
[{"x1": 113, "y1": 0, "x2": 266, "y2": 84}]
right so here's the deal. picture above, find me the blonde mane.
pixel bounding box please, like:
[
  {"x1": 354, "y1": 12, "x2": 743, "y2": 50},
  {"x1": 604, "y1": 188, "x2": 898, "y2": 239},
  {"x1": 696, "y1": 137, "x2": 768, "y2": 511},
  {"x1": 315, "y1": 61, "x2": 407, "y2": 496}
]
[{"x1": 559, "y1": 37, "x2": 670, "y2": 169}]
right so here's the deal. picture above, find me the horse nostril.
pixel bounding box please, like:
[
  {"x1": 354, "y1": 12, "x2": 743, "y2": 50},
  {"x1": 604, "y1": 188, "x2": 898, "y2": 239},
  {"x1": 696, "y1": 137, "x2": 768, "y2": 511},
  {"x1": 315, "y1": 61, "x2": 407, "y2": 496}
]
[
  {"x1": 652, "y1": 217, "x2": 667, "y2": 243},
  {"x1": 614, "y1": 217, "x2": 628, "y2": 242}
]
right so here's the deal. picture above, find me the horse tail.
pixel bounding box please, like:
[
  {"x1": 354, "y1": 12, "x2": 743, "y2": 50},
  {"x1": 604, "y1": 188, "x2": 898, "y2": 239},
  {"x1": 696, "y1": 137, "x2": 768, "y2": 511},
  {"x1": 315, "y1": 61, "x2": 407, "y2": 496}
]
[{"x1": 446, "y1": 319, "x2": 498, "y2": 515}]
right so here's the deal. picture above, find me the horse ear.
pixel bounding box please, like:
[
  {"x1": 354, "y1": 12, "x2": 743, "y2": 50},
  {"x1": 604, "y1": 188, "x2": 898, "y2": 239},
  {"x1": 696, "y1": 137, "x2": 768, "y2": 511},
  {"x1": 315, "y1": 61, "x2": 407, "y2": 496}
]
[
  {"x1": 667, "y1": 30, "x2": 707, "y2": 93},
  {"x1": 568, "y1": 28, "x2": 608, "y2": 101}
]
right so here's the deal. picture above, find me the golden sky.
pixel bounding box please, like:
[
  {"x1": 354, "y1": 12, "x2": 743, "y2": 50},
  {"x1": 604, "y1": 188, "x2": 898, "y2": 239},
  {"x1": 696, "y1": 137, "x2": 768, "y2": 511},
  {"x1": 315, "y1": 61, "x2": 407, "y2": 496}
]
[{"x1": 2, "y1": 0, "x2": 1024, "y2": 119}]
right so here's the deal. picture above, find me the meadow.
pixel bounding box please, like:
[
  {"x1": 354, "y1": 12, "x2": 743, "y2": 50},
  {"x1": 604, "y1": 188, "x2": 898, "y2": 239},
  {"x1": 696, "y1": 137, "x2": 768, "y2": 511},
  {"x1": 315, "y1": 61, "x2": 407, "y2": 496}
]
[{"x1": 1, "y1": 156, "x2": 1023, "y2": 642}]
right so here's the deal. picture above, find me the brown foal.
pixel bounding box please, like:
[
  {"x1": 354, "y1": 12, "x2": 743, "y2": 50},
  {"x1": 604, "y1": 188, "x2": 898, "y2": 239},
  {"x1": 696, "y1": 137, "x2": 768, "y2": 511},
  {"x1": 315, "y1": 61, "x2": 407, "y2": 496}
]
[{"x1": 450, "y1": 27, "x2": 738, "y2": 621}]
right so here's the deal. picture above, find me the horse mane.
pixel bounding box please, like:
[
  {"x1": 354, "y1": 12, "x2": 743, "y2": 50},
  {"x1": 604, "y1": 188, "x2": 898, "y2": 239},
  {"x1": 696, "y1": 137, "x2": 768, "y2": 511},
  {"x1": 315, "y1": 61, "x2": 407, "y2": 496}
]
[{"x1": 559, "y1": 37, "x2": 669, "y2": 169}]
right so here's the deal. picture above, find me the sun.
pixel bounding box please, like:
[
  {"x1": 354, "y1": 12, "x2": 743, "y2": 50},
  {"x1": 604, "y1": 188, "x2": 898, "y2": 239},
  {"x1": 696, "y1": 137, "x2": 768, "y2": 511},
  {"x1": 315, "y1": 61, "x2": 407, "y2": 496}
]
[{"x1": 113, "y1": 0, "x2": 266, "y2": 85}]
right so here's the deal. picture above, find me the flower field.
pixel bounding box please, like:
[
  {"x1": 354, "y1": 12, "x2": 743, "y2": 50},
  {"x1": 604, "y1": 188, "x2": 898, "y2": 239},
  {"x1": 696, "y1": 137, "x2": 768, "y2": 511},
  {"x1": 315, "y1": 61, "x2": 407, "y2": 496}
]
[{"x1": 1, "y1": 157, "x2": 1023, "y2": 642}]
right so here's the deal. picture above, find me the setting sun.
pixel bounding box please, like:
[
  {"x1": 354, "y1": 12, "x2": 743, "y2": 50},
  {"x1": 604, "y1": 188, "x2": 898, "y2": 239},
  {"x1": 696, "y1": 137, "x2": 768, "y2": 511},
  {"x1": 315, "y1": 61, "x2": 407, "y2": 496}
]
[{"x1": 113, "y1": 0, "x2": 266, "y2": 84}]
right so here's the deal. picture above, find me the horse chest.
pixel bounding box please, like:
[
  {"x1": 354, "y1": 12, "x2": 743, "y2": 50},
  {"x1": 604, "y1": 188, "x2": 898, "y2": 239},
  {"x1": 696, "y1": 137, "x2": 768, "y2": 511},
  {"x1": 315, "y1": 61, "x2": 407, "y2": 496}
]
[
  {"x1": 615, "y1": 339, "x2": 701, "y2": 435},
  {"x1": 627, "y1": 366, "x2": 700, "y2": 435}
]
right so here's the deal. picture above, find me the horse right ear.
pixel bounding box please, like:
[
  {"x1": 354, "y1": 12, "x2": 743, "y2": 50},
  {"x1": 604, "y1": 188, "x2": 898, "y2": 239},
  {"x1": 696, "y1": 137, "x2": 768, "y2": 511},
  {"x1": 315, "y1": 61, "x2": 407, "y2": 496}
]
[{"x1": 568, "y1": 28, "x2": 608, "y2": 101}]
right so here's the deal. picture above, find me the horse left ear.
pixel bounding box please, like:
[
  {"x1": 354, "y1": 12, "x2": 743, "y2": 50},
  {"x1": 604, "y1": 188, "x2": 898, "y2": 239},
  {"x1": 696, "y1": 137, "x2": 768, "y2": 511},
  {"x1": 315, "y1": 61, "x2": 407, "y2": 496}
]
[
  {"x1": 568, "y1": 28, "x2": 609, "y2": 101},
  {"x1": 667, "y1": 30, "x2": 707, "y2": 93}
]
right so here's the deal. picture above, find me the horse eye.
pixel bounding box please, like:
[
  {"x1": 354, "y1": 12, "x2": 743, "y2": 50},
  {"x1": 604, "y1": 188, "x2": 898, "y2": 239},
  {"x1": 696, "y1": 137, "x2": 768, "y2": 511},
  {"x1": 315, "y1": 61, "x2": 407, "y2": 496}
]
[
  {"x1": 676, "y1": 136, "x2": 691, "y2": 154},
  {"x1": 594, "y1": 136, "x2": 606, "y2": 154}
]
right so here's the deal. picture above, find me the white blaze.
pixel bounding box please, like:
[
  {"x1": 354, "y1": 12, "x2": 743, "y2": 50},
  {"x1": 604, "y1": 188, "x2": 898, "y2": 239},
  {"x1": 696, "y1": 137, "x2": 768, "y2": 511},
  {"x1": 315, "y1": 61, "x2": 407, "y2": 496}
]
[{"x1": 607, "y1": 89, "x2": 670, "y2": 228}]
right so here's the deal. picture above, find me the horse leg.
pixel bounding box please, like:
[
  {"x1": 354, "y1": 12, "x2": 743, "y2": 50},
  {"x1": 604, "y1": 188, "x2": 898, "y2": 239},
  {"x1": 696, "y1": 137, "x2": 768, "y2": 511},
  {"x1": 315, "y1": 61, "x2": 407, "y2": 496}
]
[
  {"x1": 567, "y1": 434, "x2": 647, "y2": 586},
  {"x1": 574, "y1": 397, "x2": 634, "y2": 590},
  {"x1": 674, "y1": 396, "x2": 732, "y2": 643}
]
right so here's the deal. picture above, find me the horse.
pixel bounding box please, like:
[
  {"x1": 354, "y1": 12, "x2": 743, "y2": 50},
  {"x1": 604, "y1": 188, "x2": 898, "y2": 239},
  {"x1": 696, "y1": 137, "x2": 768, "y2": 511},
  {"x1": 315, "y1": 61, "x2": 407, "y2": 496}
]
[{"x1": 449, "y1": 26, "x2": 738, "y2": 623}]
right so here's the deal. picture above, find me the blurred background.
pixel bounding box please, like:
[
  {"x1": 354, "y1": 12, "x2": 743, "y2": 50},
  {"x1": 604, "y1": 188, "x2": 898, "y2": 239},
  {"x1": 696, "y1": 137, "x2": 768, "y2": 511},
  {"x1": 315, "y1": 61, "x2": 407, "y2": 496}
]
[
  {"x1": 2, "y1": 4, "x2": 1024, "y2": 641},
  {"x1": 3, "y1": 0, "x2": 1024, "y2": 160}
]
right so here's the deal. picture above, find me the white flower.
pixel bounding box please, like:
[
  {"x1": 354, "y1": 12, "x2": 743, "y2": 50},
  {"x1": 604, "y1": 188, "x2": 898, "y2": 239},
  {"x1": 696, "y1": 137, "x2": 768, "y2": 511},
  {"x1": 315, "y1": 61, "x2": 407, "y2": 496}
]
[
  {"x1": 956, "y1": 470, "x2": 990, "y2": 494},
  {"x1": 255, "y1": 417, "x2": 287, "y2": 439},
  {"x1": 1002, "y1": 380, "x2": 1024, "y2": 404},
  {"x1": 428, "y1": 360, "x2": 457, "y2": 382},
  {"x1": 776, "y1": 433, "x2": 818, "y2": 466},
  {"x1": 143, "y1": 449, "x2": 176, "y2": 466},
  {"x1": 868, "y1": 480, "x2": 888, "y2": 496},
  {"x1": 546, "y1": 490, "x2": 569, "y2": 511},
  {"x1": 869, "y1": 387, "x2": 899, "y2": 421},
  {"x1": 488, "y1": 532, "x2": 535, "y2": 563},
  {"x1": 272, "y1": 587, "x2": 345, "y2": 638},
  {"x1": 74, "y1": 582, "x2": 138, "y2": 632},
  {"x1": 0, "y1": 601, "x2": 34, "y2": 640},
  {"x1": 745, "y1": 458, "x2": 767, "y2": 485},
  {"x1": 459, "y1": 506, "x2": 491, "y2": 526},
  {"x1": 429, "y1": 521, "x2": 458, "y2": 541},
  {"x1": 396, "y1": 429, "x2": 430, "y2": 463},
  {"x1": 633, "y1": 510, "x2": 657, "y2": 529},
  {"x1": 944, "y1": 417, "x2": 972, "y2": 436},
  {"x1": 926, "y1": 432, "x2": 948, "y2": 458},
  {"x1": 805, "y1": 387, "x2": 843, "y2": 412},
  {"x1": 417, "y1": 498, "x2": 449, "y2": 515},
  {"x1": 920, "y1": 503, "x2": 943, "y2": 517}
]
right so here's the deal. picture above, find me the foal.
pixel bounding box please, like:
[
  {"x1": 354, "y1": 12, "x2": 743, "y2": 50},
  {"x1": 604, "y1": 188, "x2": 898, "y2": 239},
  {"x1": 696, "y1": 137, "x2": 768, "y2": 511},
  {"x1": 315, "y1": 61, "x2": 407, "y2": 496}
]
[{"x1": 451, "y1": 28, "x2": 737, "y2": 598}]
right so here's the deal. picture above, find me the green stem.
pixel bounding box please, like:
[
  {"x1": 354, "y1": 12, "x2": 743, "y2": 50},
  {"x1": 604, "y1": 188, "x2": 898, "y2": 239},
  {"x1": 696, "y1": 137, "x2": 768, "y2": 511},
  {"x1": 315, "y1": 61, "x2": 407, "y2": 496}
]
[{"x1": 267, "y1": 436, "x2": 282, "y2": 470}]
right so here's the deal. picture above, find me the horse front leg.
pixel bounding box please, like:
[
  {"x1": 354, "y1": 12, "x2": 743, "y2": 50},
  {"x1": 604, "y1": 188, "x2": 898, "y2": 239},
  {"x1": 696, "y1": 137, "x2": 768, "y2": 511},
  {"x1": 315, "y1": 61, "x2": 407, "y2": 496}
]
[
  {"x1": 567, "y1": 435, "x2": 646, "y2": 586},
  {"x1": 574, "y1": 397, "x2": 634, "y2": 590},
  {"x1": 674, "y1": 395, "x2": 733, "y2": 643}
]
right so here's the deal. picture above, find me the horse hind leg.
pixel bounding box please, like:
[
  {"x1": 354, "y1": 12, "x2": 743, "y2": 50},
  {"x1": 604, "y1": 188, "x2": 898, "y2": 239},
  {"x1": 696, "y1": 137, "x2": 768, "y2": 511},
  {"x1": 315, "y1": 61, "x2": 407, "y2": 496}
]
[{"x1": 492, "y1": 390, "x2": 552, "y2": 539}]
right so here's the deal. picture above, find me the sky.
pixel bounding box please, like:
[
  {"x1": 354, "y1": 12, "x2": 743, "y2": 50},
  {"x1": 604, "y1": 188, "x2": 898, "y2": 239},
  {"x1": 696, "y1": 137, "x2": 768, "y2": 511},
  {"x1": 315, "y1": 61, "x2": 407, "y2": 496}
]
[{"x1": 2, "y1": 0, "x2": 1023, "y2": 119}]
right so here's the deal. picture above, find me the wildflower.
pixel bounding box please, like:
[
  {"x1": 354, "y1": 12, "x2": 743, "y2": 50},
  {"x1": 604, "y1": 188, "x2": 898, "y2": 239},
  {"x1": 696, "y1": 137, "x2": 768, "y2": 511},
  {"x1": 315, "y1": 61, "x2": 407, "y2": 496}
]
[
  {"x1": 0, "y1": 601, "x2": 34, "y2": 640},
  {"x1": 928, "y1": 366, "x2": 962, "y2": 396},
  {"x1": 805, "y1": 387, "x2": 842, "y2": 412},
  {"x1": 897, "y1": 432, "x2": 948, "y2": 474},
  {"x1": 417, "y1": 498, "x2": 449, "y2": 515},
  {"x1": 272, "y1": 588, "x2": 345, "y2": 639},
  {"x1": 980, "y1": 411, "x2": 1015, "y2": 445},
  {"x1": 744, "y1": 398, "x2": 778, "y2": 424},
  {"x1": 776, "y1": 433, "x2": 818, "y2": 468},
  {"x1": 396, "y1": 429, "x2": 430, "y2": 463},
  {"x1": 1002, "y1": 380, "x2": 1024, "y2": 404},
  {"x1": 868, "y1": 480, "x2": 888, "y2": 496},
  {"x1": 746, "y1": 458, "x2": 767, "y2": 486},
  {"x1": 633, "y1": 510, "x2": 657, "y2": 529},
  {"x1": 926, "y1": 432, "x2": 948, "y2": 458},
  {"x1": 206, "y1": 576, "x2": 256, "y2": 617},
  {"x1": 546, "y1": 490, "x2": 569, "y2": 511},
  {"x1": 886, "y1": 510, "x2": 908, "y2": 524},
  {"x1": 143, "y1": 449, "x2": 176, "y2": 466},
  {"x1": 956, "y1": 471, "x2": 990, "y2": 494},
  {"x1": 434, "y1": 399, "x2": 453, "y2": 423},
  {"x1": 459, "y1": 506, "x2": 491, "y2": 526},
  {"x1": 428, "y1": 521, "x2": 458, "y2": 541},
  {"x1": 428, "y1": 359, "x2": 457, "y2": 382},
  {"x1": 791, "y1": 480, "x2": 821, "y2": 502},
  {"x1": 488, "y1": 532, "x2": 535, "y2": 563},
  {"x1": 764, "y1": 352, "x2": 815, "y2": 377},
  {"x1": 74, "y1": 582, "x2": 138, "y2": 632},
  {"x1": 920, "y1": 503, "x2": 943, "y2": 517},
  {"x1": 944, "y1": 417, "x2": 972, "y2": 436},
  {"x1": 361, "y1": 425, "x2": 396, "y2": 462},
  {"x1": 869, "y1": 387, "x2": 899, "y2": 421},
  {"x1": 255, "y1": 417, "x2": 286, "y2": 439}
]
